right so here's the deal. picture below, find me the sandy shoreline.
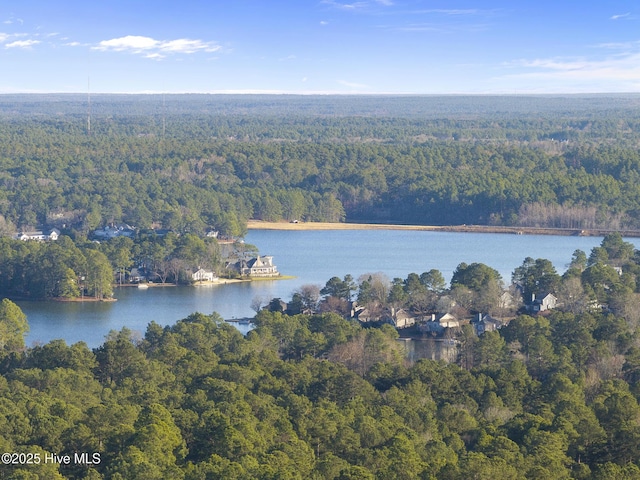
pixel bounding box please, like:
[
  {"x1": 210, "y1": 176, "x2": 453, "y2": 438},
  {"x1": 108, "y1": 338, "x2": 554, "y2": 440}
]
[{"x1": 247, "y1": 220, "x2": 640, "y2": 237}]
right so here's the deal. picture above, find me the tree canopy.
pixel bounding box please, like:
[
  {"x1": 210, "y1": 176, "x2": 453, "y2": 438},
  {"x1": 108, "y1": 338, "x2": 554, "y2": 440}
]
[{"x1": 1, "y1": 94, "x2": 640, "y2": 236}]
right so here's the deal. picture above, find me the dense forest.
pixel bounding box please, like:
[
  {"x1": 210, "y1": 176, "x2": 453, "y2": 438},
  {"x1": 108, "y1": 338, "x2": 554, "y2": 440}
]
[
  {"x1": 1, "y1": 94, "x2": 640, "y2": 235},
  {"x1": 2, "y1": 300, "x2": 640, "y2": 478}
]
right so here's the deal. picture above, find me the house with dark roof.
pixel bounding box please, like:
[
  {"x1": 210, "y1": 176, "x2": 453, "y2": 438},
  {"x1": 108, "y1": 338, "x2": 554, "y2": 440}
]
[
  {"x1": 529, "y1": 293, "x2": 557, "y2": 313},
  {"x1": 471, "y1": 313, "x2": 502, "y2": 335},
  {"x1": 233, "y1": 255, "x2": 279, "y2": 278}
]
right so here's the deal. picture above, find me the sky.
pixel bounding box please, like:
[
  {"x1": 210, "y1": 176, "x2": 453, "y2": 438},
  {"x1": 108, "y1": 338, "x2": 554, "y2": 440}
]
[{"x1": 1, "y1": 0, "x2": 640, "y2": 94}]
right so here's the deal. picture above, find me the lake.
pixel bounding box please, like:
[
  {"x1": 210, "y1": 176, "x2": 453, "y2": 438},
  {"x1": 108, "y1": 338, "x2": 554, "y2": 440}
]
[{"x1": 18, "y1": 229, "x2": 637, "y2": 348}]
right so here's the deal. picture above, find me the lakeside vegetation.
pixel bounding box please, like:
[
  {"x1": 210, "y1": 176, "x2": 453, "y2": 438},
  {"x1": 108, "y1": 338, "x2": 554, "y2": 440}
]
[{"x1": 0, "y1": 232, "x2": 262, "y2": 300}]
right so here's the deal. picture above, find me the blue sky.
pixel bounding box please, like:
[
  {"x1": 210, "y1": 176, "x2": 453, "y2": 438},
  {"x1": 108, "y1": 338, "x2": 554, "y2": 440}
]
[{"x1": 1, "y1": 0, "x2": 640, "y2": 94}]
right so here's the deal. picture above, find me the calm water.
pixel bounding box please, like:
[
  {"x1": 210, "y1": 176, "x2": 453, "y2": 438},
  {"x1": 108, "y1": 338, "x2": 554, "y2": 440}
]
[{"x1": 18, "y1": 229, "x2": 638, "y2": 348}]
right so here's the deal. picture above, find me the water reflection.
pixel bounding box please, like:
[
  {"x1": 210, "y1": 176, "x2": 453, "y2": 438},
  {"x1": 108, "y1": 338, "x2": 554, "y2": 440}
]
[{"x1": 398, "y1": 338, "x2": 458, "y2": 364}]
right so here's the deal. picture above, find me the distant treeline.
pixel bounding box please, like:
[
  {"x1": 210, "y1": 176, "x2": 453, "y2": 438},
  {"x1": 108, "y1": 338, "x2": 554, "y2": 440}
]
[{"x1": 1, "y1": 95, "x2": 640, "y2": 234}]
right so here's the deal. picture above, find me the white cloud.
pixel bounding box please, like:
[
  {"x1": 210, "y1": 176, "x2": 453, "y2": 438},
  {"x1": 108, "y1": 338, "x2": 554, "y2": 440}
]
[
  {"x1": 0, "y1": 32, "x2": 29, "y2": 43},
  {"x1": 94, "y1": 35, "x2": 221, "y2": 57},
  {"x1": 417, "y1": 9, "x2": 482, "y2": 15},
  {"x1": 5, "y1": 39, "x2": 40, "y2": 48},
  {"x1": 610, "y1": 13, "x2": 632, "y2": 20},
  {"x1": 321, "y1": 0, "x2": 391, "y2": 11},
  {"x1": 518, "y1": 58, "x2": 592, "y2": 71},
  {"x1": 333, "y1": 2, "x2": 368, "y2": 10},
  {"x1": 96, "y1": 35, "x2": 159, "y2": 51},
  {"x1": 160, "y1": 38, "x2": 220, "y2": 53},
  {"x1": 597, "y1": 41, "x2": 640, "y2": 50},
  {"x1": 3, "y1": 17, "x2": 23, "y2": 25},
  {"x1": 504, "y1": 47, "x2": 640, "y2": 91},
  {"x1": 380, "y1": 8, "x2": 496, "y2": 34},
  {"x1": 395, "y1": 22, "x2": 488, "y2": 33}
]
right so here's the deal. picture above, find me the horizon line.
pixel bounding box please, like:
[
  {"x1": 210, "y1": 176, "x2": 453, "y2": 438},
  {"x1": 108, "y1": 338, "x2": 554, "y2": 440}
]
[{"x1": 1, "y1": 90, "x2": 640, "y2": 97}]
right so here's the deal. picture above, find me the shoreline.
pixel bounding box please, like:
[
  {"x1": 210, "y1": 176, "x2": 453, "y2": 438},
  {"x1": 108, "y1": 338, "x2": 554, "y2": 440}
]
[
  {"x1": 52, "y1": 296, "x2": 116, "y2": 303},
  {"x1": 247, "y1": 220, "x2": 640, "y2": 237},
  {"x1": 117, "y1": 278, "x2": 249, "y2": 288},
  {"x1": 7, "y1": 276, "x2": 292, "y2": 304}
]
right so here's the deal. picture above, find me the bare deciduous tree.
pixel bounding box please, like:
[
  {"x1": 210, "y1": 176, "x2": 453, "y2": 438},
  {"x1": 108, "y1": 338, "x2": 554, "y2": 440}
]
[
  {"x1": 517, "y1": 202, "x2": 623, "y2": 230},
  {"x1": 296, "y1": 284, "x2": 321, "y2": 312},
  {"x1": 250, "y1": 296, "x2": 265, "y2": 314},
  {"x1": 556, "y1": 276, "x2": 589, "y2": 314}
]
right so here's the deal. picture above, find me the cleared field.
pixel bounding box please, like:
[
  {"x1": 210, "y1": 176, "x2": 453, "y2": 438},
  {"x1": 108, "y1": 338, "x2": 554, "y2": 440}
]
[{"x1": 247, "y1": 220, "x2": 443, "y2": 231}]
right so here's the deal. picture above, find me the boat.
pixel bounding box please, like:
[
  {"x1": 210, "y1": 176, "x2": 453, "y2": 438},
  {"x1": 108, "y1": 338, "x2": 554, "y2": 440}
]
[{"x1": 137, "y1": 284, "x2": 149, "y2": 289}]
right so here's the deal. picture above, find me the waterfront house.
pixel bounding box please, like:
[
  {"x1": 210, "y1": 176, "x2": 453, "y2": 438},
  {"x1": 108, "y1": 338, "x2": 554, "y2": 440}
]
[
  {"x1": 386, "y1": 308, "x2": 416, "y2": 329},
  {"x1": 129, "y1": 268, "x2": 146, "y2": 283},
  {"x1": 436, "y1": 313, "x2": 460, "y2": 328},
  {"x1": 234, "y1": 255, "x2": 279, "y2": 277},
  {"x1": 419, "y1": 313, "x2": 460, "y2": 334},
  {"x1": 351, "y1": 301, "x2": 386, "y2": 323},
  {"x1": 192, "y1": 268, "x2": 217, "y2": 282}
]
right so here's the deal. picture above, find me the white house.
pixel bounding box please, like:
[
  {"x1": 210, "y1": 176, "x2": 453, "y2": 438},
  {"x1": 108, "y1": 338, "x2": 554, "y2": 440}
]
[
  {"x1": 419, "y1": 313, "x2": 460, "y2": 334},
  {"x1": 192, "y1": 268, "x2": 217, "y2": 282},
  {"x1": 15, "y1": 228, "x2": 60, "y2": 241}
]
